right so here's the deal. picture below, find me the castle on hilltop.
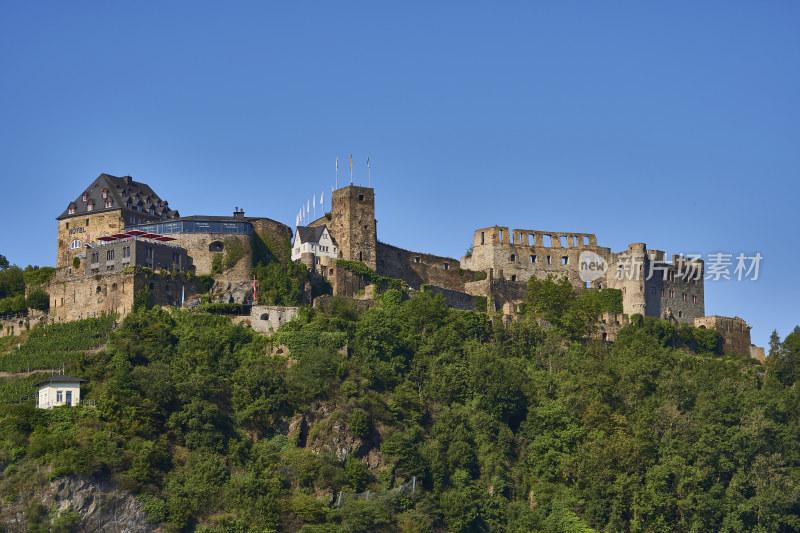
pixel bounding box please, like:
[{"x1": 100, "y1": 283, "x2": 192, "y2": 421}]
[{"x1": 40, "y1": 173, "x2": 764, "y2": 360}]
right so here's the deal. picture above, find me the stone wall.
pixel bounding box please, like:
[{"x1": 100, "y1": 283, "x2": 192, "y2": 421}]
[
  {"x1": 420, "y1": 286, "x2": 476, "y2": 311},
  {"x1": 46, "y1": 270, "x2": 195, "y2": 323},
  {"x1": 0, "y1": 312, "x2": 48, "y2": 339},
  {"x1": 605, "y1": 245, "x2": 705, "y2": 323},
  {"x1": 376, "y1": 242, "x2": 467, "y2": 292},
  {"x1": 250, "y1": 218, "x2": 293, "y2": 265},
  {"x1": 324, "y1": 186, "x2": 377, "y2": 270},
  {"x1": 168, "y1": 232, "x2": 252, "y2": 277},
  {"x1": 462, "y1": 225, "x2": 612, "y2": 289},
  {"x1": 464, "y1": 227, "x2": 705, "y2": 322},
  {"x1": 47, "y1": 271, "x2": 136, "y2": 322},
  {"x1": 694, "y1": 315, "x2": 754, "y2": 356},
  {"x1": 248, "y1": 305, "x2": 299, "y2": 334}
]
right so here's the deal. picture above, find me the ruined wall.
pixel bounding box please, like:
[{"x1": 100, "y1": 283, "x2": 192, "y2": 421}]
[
  {"x1": 694, "y1": 315, "x2": 753, "y2": 356},
  {"x1": 463, "y1": 228, "x2": 705, "y2": 322},
  {"x1": 376, "y1": 242, "x2": 467, "y2": 292},
  {"x1": 47, "y1": 271, "x2": 194, "y2": 323},
  {"x1": 419, "y1": 286, "x2": 476, "y2": 311},
  {"x1": 462, "y1": 226, "x2": 612, "y2": 289},
  {"x1": 249, "y1": 305, "x2": 299, "y2": 334},
  {"x1": 0, "y1": 312, "x2": 48, "y2": 339},
  {"x1": 750, "y1": 345, "x2": 766, "y2": 362},
  {"x1": 329, "y1": 266, "x2": 370, "y2": 299},
  {"x1": 593, "y1": 312, "x2": 630, "y2": 343},
  {"x1": 47, "y1": 271, "x2": 137, "y2": 322}
]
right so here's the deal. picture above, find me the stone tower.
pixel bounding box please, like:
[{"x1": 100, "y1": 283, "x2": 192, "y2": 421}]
[{"x1": 328, "y1": 185, "x2": 377, "y2": 270}]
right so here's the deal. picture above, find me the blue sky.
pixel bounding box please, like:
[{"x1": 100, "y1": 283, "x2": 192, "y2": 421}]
[{"x1": 1, "y1": 1, "x2": 798, "y2": 347}]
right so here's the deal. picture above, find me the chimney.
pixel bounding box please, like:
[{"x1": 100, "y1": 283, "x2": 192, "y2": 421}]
[
  {"x1": 233, "y1": 207, "x2": 244, "y2": 219},
  {"x1": 122, "y1": 176, "x2": 132, "y2": 185}
]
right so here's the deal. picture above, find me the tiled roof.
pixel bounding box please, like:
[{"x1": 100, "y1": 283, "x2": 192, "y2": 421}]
[
  {"x1": 35, "y1": 375, "x2": 87, "y2": 386},
  {"x1": 295, "y1": 225, "x2": 336, "y2": 245},
  {"x1": 57, "y1": 173, "x2": 180, "y2": 220}
]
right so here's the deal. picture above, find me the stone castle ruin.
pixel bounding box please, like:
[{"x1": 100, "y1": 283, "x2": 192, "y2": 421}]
[{"x1": 44, "y1": 173, "x2": 763, "y2": 358}]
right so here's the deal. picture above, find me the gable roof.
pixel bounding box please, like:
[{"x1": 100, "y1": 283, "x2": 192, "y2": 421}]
[
  {"x1": 295, "y1": 225, "x2": 336, "y2": 245},
  {"x1": 57, "y1": 173, "x2": 180, "y2": 220},
  {"x1": 35, "y1": 375, "x2": 88, "y2": 387}
]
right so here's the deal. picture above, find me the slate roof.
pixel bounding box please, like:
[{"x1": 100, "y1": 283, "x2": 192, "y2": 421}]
[
  {"x1": 35, "y1": 375, "x2": 88, "y2": 387},
  {"x1": 57, "y1": 173, "x2": 180, "y2": 220},
  {"x1": 295, "y1": 225, "x2": 336, "y2": 245}
]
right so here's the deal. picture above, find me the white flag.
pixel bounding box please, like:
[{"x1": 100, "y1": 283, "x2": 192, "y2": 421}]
[
  {"x1": 307, "y1": 200, "x2": 309, "y2": 215},
  {"x1": 320, "y1": 191, "x2": 324, "y2": 210},
  {"x1": 313, "y1": 194, "x2": 316, "y2": 209}
]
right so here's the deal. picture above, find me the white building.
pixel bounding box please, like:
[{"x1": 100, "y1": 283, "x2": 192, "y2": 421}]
[
  {"x1": 36, "y1": 375, "x2": 87, "y2": 409},
  {"x1": 291, "y1": 225, "x2": 338, "y2": 263}
]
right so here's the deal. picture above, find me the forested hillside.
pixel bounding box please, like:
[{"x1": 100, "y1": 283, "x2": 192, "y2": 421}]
[{"x1": 0, "y1": 278, "x2": 799, "y2": 532}]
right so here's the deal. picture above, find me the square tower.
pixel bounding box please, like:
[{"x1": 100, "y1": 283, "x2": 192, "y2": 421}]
[{"x1": 328, "y1": 186, "x2": 377, "y2": 270}]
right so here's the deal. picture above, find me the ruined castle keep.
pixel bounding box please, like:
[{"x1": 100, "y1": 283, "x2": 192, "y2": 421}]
[
  {"x1": 45, "y1": 172, "x2": 762, "y2": 358},
  {"x1": 298, "y1": 185, "x2": 705, "y2": 324}
]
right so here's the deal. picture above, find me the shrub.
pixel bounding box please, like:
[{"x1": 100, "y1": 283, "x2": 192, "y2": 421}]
[{"x1": 348, "y1": 409, "x2": 370, "y2": 439}]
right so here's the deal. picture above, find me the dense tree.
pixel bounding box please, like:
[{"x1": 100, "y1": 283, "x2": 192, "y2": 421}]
[{"x1": 0, "y1": 277, "x2": 798, "y2": 532}]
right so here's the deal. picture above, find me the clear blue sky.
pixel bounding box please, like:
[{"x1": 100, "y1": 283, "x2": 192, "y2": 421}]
[{"x1": 1, "y1": 1, "x2": 798, "y2": 347}]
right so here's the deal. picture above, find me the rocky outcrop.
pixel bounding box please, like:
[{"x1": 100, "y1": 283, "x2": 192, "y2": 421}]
[
  {"x1": 2, "y1": 475, "x2": 153, "y2": 532},
  {"x1": 211, "y1": 280, "x2": 255, "y2": 305}
]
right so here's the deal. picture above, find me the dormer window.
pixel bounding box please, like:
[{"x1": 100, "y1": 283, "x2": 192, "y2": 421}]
[
  {"x1": 149, "y1": 208, "x2": 155, "y2": 215},
  {"x1": 87, "y1": 200, "x2": 94, "y2": 211},
  {"x1": 67, "y1": 203, "x2": 76, "y2": 215},
  {"x1": 82, "y1": 192, "x2": 88, "y2": 202},
  {"x1": 101, "y1": 188, "x2": 108, "y2": 199},
  {"x1": 104, "y1": 198, "x2": 113, "y2": 208}
]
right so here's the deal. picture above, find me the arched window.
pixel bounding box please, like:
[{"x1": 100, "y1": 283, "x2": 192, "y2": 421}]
[
  {"x1": 87, "y1": 200, "x2": 94, "y2": 211},
  {"x1": 70, "y1": 239, "x2": 82, "y2": 249},
  {"x1": 209, "y1": 241, "x2": 224, "y2": 252},
  {"x1": 101, "y1": 188, "x2": 108, "y2": 199},
  {"x1": 104, "y1": 198, "x2": 113, "y2": 208},
  {"x1": 67, "y1": 203, "x2": 76, "y2": 215}
]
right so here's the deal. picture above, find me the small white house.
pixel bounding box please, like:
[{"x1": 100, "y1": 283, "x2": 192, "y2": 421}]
[
  {"x1": 291, "y1": 225, "x2": 338, "y2": 263},
  {"x1": 36, "y1": 375, "x2": 87, "y2": 409}
]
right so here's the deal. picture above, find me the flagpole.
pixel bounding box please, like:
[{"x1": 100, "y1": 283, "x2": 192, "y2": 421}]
[
  {"x1": 367, "y1": 155, "x2": 371, "y2": 187},
  {"x1": 336, "y1": 158, "x2": 339, "y2": 190},
  {"x1": 350, "y1": 153, "x2": 353, "y2": 185}
]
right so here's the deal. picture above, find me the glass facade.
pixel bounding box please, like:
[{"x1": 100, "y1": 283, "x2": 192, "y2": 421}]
[{"x1": 126, "y1": 220, "x2": 252, "y2": 235}]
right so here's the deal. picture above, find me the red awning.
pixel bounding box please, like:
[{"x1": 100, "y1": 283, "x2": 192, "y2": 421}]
[
  {"x1": 155, "y1": 236, "x2": 176, "y2": 242},
  {"x1": 97, "y1": 235, "x2": 116, "y2": 241},
  {"x1": 127, "y1": 229, "x2": 147, "y2": 236}
]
